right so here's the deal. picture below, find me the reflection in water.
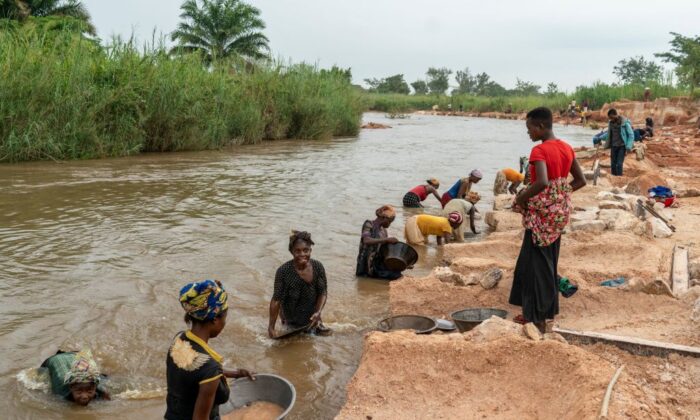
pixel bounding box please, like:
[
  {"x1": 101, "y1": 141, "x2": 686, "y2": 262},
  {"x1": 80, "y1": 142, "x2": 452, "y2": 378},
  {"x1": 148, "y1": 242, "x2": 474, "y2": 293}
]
[{"x1": 0, "y1": 113, "x2": 592, "y2": 419}]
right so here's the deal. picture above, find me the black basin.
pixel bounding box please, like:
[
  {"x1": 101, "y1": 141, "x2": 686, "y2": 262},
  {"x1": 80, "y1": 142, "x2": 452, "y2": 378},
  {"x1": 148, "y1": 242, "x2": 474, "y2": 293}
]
[
  {"x1": 450, "y1": 308, "x2": 509, "y2": 332},
  {"x1": 380, "y1": 242, "x2": 418, "y2": 271}
]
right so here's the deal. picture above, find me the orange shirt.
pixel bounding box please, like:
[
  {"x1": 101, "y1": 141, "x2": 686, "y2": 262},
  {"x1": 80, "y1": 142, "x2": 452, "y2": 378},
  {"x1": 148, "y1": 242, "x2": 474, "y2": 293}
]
[{"x1": 502, "y1": 168, "x2": 525, "y2": 183}]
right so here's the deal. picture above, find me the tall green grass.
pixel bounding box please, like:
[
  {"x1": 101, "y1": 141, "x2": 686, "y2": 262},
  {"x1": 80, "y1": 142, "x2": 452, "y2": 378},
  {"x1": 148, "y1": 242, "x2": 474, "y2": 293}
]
[{"x1": 0, "y1": 20, "x2": 363, "y2": 162}]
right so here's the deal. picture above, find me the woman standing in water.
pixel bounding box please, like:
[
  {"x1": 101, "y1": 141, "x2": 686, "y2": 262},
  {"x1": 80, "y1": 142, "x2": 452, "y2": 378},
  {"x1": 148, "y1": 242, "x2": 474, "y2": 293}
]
[
  {"x1": 356, "y1": 205, "x2": 403, "y2": 280},
  {"x1": 510, "y1": 107, "x2": 586, "y2": 333},
  {"x1": 268, "y1": 231, "x2": 330, "y2": 338},
  {"x1": 402, "y1": 178, "x2": 441, "y2": 208},
  {"x1": 166, "y1": 280, "x2": 255, "y2": 420}
]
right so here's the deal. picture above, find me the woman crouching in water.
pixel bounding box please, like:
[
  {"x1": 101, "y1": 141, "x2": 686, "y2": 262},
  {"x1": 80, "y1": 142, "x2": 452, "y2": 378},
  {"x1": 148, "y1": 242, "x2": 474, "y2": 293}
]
[
  {"x1": 268, "y1": 231, "x2": 330, "y2": 338},
  {"x1": 356, "y1": 205, "x2": 404, "y2": 280},
  {"x1": 510, "y1": 107, "x2": 586, "y2": 333},
  {"x1": 166, "y1": 280, "x2": 255, "y2": 420}
]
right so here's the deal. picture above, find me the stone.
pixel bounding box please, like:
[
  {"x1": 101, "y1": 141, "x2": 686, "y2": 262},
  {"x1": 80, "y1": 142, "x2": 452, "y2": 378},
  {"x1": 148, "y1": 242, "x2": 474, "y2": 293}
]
[
  {"x1": 570, "y1": 211, "x2": 598, "y2": 223},
  {"x1": 610, "y1": 187, "x2": 623, "y2": 194},
  {"x1": 463, "y1": 274, "x2": 479, "y2": 286},
  {"x1": 596, "y1": 191, "x2": 615, "y2": 201},
  {"x1": 479, "y1": 268, "x2": 503, "y2": 290},
  {"x1": 680, "y1": 188, "x2": 700, "y2": 198},
  {"x1": 659, "y1": 372, "x2": 673, "y2": 383},
  {"x1": 570, "y1": 220, "x2": 607, "y2": 233},
  {"x1": 641, "y1": 279, "x2": 674, "y2": 297},
  {"x1": 523, "y1": 323, "x2": 543, "y2": 341},
  {"x1": 598, "y1": 209, "x2": 641, "y2": 231},
  {"x1": 623, "y1": 277, "x2": 646, "y2": 292},
  {"x1": 689, "y1": 258, "x2": 700, "y2": 280},
  {"x1": 625, "y1": 174, "x2": 669, "y2": 196},
  {"x1": 484, "y1": 211, "x2": 522, "y2": 232},
  {"x1": 433, "y1": 267, "x2": 465, "y2": 285},
  {"x1": 649, "y1": 218, "x2": 673, "y2": 238},
  {"x1": 543, "y1": 332, "x2": 568, "y2": 344},
  {"x1": 599, "y1": 200, "x2": 628, "y2": 210},
  {"x1": 692, "y1": 298, "x2": 700, "y2": 323},
  {"x1": 492, "y1": 194, "x2": 514, "y2": 211}
]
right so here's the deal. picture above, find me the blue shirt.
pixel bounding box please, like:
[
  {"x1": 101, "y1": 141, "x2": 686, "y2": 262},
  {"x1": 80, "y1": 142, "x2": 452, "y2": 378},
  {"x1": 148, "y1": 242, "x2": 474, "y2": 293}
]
[{"x1": 447, "y1": 179, "x2": 463, "y2": 198}]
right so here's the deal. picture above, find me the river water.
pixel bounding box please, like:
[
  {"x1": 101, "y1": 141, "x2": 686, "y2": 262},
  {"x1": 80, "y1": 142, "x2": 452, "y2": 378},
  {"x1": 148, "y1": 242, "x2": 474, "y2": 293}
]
[{"x1": 0, "y1": 113, "x2": 592, "y2": 419}]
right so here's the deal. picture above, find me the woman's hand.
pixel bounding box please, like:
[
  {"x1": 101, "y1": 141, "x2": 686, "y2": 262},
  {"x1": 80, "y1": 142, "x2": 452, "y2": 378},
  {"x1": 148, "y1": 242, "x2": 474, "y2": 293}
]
[
  {"x1": 225, "y1": 369, "x2": 256, "y2": 381},
  {"x1": 515, "y1": 191, "x2": 528, "y2": 210},
  {"x1": 385, "y1": 237, "x2": 399, "y2": 244},
  {"x1": 309, "y1": 311, "x2": 322, "y2": 327}
]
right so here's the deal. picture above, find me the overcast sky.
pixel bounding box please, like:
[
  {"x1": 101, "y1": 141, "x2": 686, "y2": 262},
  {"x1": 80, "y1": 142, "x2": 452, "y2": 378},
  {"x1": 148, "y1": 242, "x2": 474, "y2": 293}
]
[{"x1": 83, "y1": 0, "x2": 699, "y2": 91}]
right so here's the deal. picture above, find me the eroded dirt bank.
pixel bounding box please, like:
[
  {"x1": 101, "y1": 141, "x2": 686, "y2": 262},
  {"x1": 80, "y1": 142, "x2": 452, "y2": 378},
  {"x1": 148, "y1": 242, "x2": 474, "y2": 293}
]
[{"x1": 338, "y1": 115, "x2": 700, "y2": 419}]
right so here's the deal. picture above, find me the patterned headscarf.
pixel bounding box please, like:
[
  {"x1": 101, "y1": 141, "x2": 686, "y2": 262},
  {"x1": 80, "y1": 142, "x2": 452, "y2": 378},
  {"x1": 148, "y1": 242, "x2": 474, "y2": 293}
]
[
  {"x1": 448, "y1": 211, "x2": 463, "y2": 225},
  {"x1": 427, "y1": 178, "x2": 440, "y2": 188},
  {"x1": 470, "y1": 169, "x2": 483, "y2": 179},
  {"x1": 179, "y1": 280, "x2": 229, "y2": 322},
  {"x1": 375, "y1": 205, "x2": 396, "y2": 219},
  {"x1": 64, "y1": 349, "x2": 101, "y2": 385}
]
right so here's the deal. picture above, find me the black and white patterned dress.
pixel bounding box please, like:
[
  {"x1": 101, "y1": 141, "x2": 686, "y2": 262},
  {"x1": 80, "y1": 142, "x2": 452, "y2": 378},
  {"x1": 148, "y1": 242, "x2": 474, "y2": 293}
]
[{"x1": 273, "y1": 259, "x2": 327, "y2": 327}]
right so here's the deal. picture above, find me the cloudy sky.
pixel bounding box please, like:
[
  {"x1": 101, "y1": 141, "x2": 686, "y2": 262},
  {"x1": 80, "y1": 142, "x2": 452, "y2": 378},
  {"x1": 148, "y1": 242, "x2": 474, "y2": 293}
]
[{"x1": 83, "y1": 0, "x2": 700, "y2": 91}]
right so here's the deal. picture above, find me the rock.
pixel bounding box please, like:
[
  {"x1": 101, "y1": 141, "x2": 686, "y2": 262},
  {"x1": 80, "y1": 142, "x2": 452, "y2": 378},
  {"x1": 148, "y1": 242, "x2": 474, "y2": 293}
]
[
  {"x1": 659, "y1": 372, "x2": 674, "y2": 383},
  {"x1": 543, "y1": 333, "x2": 568, "y2": 344},
  {"x1": 625, "y1": 174, "x2": 669, "y2": 196},
  {"x1": 484, "y1": 211, "x2": 522, "y2": 232},
  {"x1": 463, "y1": 274, "x2": 480, "y2": 286},
  {"x1": 692, "y1": 278, "x2": 700, "y2": 288},
  {"x1": 479, "y1": 268, "x2": 503, "y2": 290},
  {"x1": 610, "y1": 187, "x2": 623, "y2": 194},
  {"x1": 680, "y1": 188, "x2": 700, "y2": 198},
  {"x1": 623, "y1": 277, "x2": 647, "y2": 292},
  {"x1": 492, "y1": 194, "x2": 513, "y2": 211},
  {"x1": 570, "y1": 220, "x2": 607, "y2": 233},
  {"x1": 692, "y1": 298, "x2": 700, "y2": 323},
  {"x1": 433, "y1": 267, "x2": 465, "y2": 285},
  {"x1": 649, "y1": 218, "x2": 673, "y2": 238},
  {"x1": 641, "y1": 279, "x2": 674, "y2": 297},
  {"x1": 523, "y1": 323, "x2": 543, "y2": 341},
  {"x1": 570, "y1": 210, "x2": 598, "y2": 223},
  {"x1": 596, "y1": 191, "x2": 615, "y2": 201},
  {"x1": 681, "y1": 286, "x2": 700, "y2": 303},
  {"x1": 597, "y1": 209, "x2": 640, "y2": 231},
  {"x1": 599, "y1": 200, "x2": 628, "y2": 210},
  {"x1": 689, "y1": 258, "x2": 700, "y2": 280},
  {"x1": 466, "y1": 316, "x2": 524, "y2": 343}
]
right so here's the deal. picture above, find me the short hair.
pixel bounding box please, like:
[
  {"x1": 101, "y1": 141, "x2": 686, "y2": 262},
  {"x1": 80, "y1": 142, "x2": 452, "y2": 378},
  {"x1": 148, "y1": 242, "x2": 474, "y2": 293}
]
[
  {"x1": 607, "y1": 108, "x2": 618, "y2": 117},
  {"x1": 526, "y1": 107, "x2": 553, "y2": 129},
  {"x1": 289, "y1": 230, "x2": 314, "y2": 252}
]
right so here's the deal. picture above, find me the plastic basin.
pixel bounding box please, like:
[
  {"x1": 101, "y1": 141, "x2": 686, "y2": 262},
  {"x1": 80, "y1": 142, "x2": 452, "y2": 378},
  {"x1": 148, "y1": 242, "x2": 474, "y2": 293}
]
[
  {"x1": 219, "y1": 373, "x2": 296, "y2": 419},
  {"x1": 380, "y1": 242, "x2": 418, "y2": 271}
]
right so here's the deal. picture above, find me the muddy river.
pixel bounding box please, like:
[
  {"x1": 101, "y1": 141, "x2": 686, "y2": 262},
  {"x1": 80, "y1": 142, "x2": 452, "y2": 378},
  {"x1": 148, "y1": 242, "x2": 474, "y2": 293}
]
[{"x1": 0, "y1": 113, "x2": 592, "y2": 419}]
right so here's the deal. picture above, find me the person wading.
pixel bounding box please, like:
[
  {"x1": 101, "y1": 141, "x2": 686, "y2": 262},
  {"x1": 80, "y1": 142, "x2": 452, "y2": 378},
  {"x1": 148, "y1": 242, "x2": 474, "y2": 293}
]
[
  {"x1": 268, "y1": 231, "x2": 330, "y2": 338},
  {"x1": 511, "y1": 107, "x2": 586, "y2": 333},
  {"x1": 166, "y1": 280, "x2": 255, "y2": 420},
  {"x1": 402, "y1": 178, "x2": 441, "y2": 208},
  {"x1": 440, "y1": 170, "x2": 482, "y2": 208},
  {"x1": 356, "y1": 205, "x2": 404, "y2": 280}
]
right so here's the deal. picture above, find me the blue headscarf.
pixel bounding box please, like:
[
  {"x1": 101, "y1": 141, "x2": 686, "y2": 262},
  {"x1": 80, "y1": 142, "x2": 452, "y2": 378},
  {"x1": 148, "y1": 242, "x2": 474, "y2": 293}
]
[{"x1": 179, "y1": 280, "x2": 229, "y2": 322}]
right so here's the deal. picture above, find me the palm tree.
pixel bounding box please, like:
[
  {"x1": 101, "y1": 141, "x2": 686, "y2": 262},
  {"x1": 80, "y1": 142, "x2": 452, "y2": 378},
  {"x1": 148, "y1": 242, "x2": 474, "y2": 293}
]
[
  {"x1": 170, "y1": 0, "x2": 270, "y2": 64},
  {"x1": 0, "y1": 0, "x2": 94, "y2": 34}
]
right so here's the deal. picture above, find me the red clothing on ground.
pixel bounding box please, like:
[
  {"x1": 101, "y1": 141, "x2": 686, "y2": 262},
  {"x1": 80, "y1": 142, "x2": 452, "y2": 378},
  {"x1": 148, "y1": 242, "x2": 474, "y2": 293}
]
[
  {"x1": 529, "y1": 139, "x2": 575, "y2": 183},
  {"x1": 409, "y1": 185, "x2": 429, "y2": 201}
]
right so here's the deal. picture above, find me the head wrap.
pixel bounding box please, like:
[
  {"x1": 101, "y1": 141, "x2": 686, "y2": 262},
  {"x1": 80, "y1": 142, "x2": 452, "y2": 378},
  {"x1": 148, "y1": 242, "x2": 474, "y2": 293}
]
[
  {"x1": 375, "y1": 205, "x2": 396, "y2": 219},
  {"x1": 448, "y1": 211, "x2": 463, "y2": 225},
  {"x1": 427, "y1": 178, "x2": 440, "y2": 188},
  {"x1": 470, "y1": 169, "x2": 483, "y2": 179},
  {"x1": 179, "y1": 279, "x2": 228, "y2": 322},
  {"x1": 64, "y1": 349, "x2": 101, "y2": 385}
]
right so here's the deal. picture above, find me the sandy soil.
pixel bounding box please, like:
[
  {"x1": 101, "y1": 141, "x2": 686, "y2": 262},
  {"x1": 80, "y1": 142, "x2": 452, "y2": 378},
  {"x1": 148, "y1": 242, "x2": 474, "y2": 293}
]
[{"x1": 339, "y1": 109, "x2": 700, "y2": 420}]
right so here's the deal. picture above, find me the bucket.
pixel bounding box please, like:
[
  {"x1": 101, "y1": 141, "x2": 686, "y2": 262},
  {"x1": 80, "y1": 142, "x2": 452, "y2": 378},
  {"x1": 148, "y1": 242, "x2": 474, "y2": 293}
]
[
  {"x1": 380, "y1": 242, "x2": 418, "y2": 271},
  {"x1": 219, "y1": 373, "x2": 296, "y2": 419}
]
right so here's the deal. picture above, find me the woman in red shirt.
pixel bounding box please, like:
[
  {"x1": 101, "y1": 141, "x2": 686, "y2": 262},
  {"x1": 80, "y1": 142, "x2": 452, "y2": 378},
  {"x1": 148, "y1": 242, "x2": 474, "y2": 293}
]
[
  {"x1": 510, "y1": 107, "x2": 586, "y2": 333},
  {"x1": 402, "y1": 178, "x2": 441, "y2": 208}
]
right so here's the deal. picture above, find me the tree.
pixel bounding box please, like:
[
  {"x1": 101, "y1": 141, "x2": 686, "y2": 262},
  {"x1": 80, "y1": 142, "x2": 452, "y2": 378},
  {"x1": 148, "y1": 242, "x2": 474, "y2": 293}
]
[
  {"x1": 613, "y1": 56, "x2": 663, "y2": 84},
  {"x1": 364, "y1": 74, "x2": 410, "y2": 94},
  {"x1": 454, "y1": 67, "x2": 477, "y2": 94},
  {"x1": 656, "y1": 32, "x2": 700, "y2": 94},
  {"x1": 411, "y1": 80, "x2": 428, "y2": 95},
  {"x1": 0, "y1": 0, "x2": 94, "y2": 34},
  {"x1": 170, "y1": 0, "x2": 270, "y2": 64},
  {"x1": 511, "y1": 78, "x2": 541, "y2": 96},
  {"x1": 471, "y1": 72, "x2": 506, "y2": 96},
  {"x1": 426, "y1": 67, "x2": 452, "y2": 95},
  {"x1": 545, "y1": 82, "x2": 559, "y2": 97}
]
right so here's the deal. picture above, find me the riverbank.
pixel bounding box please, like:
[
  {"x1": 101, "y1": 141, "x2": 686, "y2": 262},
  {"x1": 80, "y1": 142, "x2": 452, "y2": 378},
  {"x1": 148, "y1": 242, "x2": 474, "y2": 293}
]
[
  {"x1": 339, "y1": 122, "x2": 700, "y2": 419},
  {"x1": 0, "y1": 26, "x2": 363, "y2": 163}
]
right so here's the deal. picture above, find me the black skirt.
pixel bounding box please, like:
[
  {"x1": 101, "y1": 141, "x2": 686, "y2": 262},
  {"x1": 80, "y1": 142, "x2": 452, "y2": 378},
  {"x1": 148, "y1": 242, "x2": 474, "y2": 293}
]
[
  {"x1": 402, "y1": 192, "x2": 422, "y2": 207},
  {"x1": 509, "y1": 229, "x2": 560, "y2": 323}
]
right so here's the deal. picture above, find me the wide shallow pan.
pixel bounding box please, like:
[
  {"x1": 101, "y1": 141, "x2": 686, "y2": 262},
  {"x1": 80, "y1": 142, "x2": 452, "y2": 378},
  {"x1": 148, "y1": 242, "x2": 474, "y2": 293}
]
[
  {"x1": 377, "y1": 315, "x2": 437, "y2": 334},
  {"x1": 219, "y1": 373, "x2": 296, "y2": 419},
  {"x1": 450, "y1": 308, "x2": 509, "y2": 332}
]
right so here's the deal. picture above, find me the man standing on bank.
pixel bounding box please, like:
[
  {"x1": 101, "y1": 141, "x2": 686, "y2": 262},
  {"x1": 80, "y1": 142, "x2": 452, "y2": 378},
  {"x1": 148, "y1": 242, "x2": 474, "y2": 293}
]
[{"x1": 605, "y1": 108, "x2": 634, "y2": 176}]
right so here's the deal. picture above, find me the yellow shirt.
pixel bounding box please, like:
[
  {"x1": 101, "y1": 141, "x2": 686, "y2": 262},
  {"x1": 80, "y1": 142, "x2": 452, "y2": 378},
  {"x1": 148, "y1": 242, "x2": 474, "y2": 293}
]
[
  {"x1": 416, "y1": 214, "x2": 452, "y2": 236},
  {"x1": 502, "y1": 168, "x2": 525, "y2": 183}
]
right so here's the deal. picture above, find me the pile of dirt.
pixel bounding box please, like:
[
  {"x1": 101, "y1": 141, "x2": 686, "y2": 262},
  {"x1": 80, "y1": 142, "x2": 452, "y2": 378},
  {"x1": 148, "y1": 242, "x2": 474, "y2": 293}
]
[{"x1": 338, "y1": 330, "x2": 662, "y2": 419}]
